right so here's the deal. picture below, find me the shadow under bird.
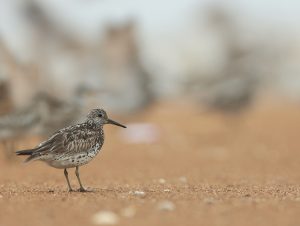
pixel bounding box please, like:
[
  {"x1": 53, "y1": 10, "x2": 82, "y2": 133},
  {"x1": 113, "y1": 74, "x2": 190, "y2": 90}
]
[{"x1": 16, "y1": 109, "x2": 126, "y2": 192}]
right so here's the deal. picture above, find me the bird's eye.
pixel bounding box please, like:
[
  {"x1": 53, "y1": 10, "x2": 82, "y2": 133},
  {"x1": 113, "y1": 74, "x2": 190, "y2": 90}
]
[{"x1": 98, "y1": 113, "x2": 103, "y2": 118}]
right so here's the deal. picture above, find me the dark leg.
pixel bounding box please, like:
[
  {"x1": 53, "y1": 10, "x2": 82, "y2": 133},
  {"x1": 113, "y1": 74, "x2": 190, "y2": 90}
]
[
  {"x1": 75, "y1": 166, "x2": 86, "y2": 192},
  {"x1": 64, "y1": 168, "x2": 73, "y2": 192}
]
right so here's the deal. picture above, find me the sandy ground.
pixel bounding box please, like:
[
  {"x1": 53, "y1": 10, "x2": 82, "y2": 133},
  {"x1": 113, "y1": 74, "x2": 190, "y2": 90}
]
[{"x1": 1, "y1": 100, "x2": 300, "y2": 226}]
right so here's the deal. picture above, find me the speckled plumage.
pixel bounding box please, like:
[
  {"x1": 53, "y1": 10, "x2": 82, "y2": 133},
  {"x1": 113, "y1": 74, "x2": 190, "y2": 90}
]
[
  {"x1": 16, "y1": 109, "x2": 126, "y2": 192},
  {"x1": 32, "y1": 121, "x2": 104, "y2": 169}
]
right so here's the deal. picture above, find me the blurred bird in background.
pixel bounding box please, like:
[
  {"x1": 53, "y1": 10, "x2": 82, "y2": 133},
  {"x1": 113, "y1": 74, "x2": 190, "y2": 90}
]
[{"x1": 0, "y1": 93, "x2": 80, "y2": 160}]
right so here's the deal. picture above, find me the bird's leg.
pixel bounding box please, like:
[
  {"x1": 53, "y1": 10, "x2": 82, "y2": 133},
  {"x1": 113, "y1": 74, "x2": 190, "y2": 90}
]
[
  {"x1": 75, "y1": 166, "x2": 86, "y2": 192},
  {"x1": 64, "y1": 168, "x2": 73, "y2": 192}
]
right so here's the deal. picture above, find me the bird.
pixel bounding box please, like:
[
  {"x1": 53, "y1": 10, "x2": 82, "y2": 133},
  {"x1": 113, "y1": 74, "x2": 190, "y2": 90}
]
[{"x1": 16, "y1": 109, "x2": 126, "y2": 192}]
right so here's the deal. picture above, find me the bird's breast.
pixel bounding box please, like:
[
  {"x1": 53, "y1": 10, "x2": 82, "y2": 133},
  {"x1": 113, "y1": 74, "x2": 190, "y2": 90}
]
[{"x1": 87, "y1": 142, "x2": 102, "y2": 157}]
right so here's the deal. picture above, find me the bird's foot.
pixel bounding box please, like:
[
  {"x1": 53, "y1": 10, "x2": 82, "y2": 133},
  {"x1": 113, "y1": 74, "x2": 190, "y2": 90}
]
[
  {"x1": 68, "y1": 188, "x2": 74, "y2": 192},
  {"x1": 78, "y1": 187, "x2": 88, "y2": 192}
]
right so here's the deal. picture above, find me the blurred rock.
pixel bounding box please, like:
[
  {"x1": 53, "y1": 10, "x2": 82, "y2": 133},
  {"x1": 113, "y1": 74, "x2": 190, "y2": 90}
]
[
  {"x1": 129, "y1": 190, "x2": 146, "y2": 197},
  {"x1": 158, "y1": 178, "x2": 166, "y2": 184},
  {"x1": 157, "y1": 200, "x2": 175, "y2": 211},
  {"x1": 88, "y1": 21, "x2": 153, "y2": 114},
  {"x1": 178, "y1": 176, "x2": 188, "y2": 183},
  {"x1": 120, "y1": 206, "x2": 136, "y2": 218},
  {"x1": 0, "y1": 92, "x2": 80, "y2": 160},
  {"x1": 193, "y1": 74, "x2": 258, "y2": 113},
  {"x1": 0, "y1": 93, "x2": 79, "y2": 138},
  {"x1": 203, "y1": 197, "x2": 216, "y2": 205},
  {"x1": 186, "y1": 5, "x2": 261, "y2": 114},
  {"x1": 91, "y1": 211, "x2": 119, "y2": 225},
  {"x1": 0, "y1": 76, "x2": 12, "y2": 115}
]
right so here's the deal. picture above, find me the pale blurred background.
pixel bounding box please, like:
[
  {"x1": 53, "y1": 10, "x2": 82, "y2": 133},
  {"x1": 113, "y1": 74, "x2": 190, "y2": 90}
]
[{"x1": 0, "y1": 0, "x2": 300, "y2": 152}]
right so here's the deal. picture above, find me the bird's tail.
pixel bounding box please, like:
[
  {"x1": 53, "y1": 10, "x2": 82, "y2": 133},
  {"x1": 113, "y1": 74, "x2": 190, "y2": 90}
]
[
  {"x1": 16, "y1": 149, "x2": 37, "y2": 163},
  {"x1": 16, "y1": 149, "x2": 33, "y2": 155}
]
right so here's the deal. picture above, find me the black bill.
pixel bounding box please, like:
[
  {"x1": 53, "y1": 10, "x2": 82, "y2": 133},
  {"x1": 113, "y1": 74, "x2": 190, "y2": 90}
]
[{"x1": 107, "y1": 119, "x2": 127, "y2": 128}]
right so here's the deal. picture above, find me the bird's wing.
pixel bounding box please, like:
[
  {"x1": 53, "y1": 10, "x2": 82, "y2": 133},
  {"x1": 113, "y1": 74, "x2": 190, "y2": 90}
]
[
  {"x1": 33, "y1": 126, "x2": 97, "y2": 155},
  {"x1": 63, "y1": 129, "x2": 98, "y2": 154}
]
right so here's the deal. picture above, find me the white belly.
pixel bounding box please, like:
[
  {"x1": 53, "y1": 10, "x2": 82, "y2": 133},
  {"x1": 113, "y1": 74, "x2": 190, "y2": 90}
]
[{"x1": 42, "y1": 143, "x2": 102, "y2": 169}]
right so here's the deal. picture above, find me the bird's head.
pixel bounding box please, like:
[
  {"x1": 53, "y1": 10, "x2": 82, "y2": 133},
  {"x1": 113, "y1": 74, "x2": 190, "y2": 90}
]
[{"x1": 87, "y1": 109, "x2": 126, "y2": 128}]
